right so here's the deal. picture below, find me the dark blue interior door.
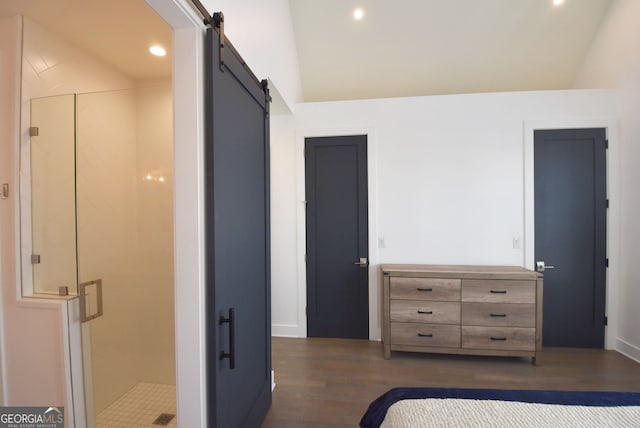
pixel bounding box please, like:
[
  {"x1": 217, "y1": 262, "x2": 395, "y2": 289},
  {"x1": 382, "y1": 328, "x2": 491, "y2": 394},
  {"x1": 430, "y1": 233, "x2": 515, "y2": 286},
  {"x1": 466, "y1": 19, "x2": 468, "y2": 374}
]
[
  {"x1": 205, "y1": 21, "x2": 271, "y2": 427},
  {"x1": 534, "y1": 128, "x2": 607, "y2": 348},
  {"x1": 305, "y1": 135, "x2": 369, "y2": 339}
]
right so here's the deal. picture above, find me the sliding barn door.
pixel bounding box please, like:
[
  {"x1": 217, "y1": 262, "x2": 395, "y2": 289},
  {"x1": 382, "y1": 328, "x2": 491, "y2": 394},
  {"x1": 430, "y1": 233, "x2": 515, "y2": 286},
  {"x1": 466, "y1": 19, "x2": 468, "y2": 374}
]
[{"x1": 205, "y1": 16, "x2": 271, "y2": 427}]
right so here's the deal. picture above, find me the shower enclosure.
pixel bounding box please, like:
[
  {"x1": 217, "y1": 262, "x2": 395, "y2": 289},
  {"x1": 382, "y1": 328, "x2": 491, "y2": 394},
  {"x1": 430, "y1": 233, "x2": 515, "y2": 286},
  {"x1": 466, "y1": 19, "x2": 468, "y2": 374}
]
[{"x1": 24, "y1": 86, "x2": 175, "y2": 427}]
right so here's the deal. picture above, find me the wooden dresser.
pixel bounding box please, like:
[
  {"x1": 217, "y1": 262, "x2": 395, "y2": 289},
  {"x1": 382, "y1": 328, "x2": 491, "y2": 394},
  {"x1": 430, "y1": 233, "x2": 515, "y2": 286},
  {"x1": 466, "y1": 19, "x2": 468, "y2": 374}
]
[{"x1": 381, "y1": 265, "x2": 543, "y2": 364}]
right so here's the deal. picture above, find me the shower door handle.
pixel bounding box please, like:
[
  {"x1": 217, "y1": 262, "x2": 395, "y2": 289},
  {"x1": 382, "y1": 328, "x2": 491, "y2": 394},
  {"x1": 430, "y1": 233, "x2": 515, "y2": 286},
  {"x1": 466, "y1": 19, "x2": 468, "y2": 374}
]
[
  {"x1": 219, "y1": 308, "x2": 235, "y2": 370},
  {"x1": 79, "y1": 279, "x2": 103, "y2": 323}
]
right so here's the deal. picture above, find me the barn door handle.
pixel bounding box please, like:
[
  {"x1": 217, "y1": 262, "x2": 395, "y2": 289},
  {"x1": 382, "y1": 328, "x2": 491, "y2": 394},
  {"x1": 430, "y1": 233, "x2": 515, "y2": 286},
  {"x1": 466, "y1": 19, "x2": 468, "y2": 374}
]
[{"x1": 219, "y1": 308, "x2": 235, "y2": 370}]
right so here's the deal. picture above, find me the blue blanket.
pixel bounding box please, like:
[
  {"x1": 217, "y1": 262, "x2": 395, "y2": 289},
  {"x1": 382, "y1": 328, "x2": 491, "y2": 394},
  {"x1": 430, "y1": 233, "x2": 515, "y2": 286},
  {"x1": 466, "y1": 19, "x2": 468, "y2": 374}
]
[{"x1": 360, "y1": 387, "x2": 640, "y2": 428}]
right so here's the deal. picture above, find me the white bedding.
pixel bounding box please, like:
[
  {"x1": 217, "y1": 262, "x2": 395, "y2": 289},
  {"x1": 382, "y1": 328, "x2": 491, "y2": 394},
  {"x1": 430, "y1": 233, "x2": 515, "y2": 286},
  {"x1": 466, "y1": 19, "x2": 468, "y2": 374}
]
[{"x1": 381, "y1": 398, "x2": 640, "y2": 427}]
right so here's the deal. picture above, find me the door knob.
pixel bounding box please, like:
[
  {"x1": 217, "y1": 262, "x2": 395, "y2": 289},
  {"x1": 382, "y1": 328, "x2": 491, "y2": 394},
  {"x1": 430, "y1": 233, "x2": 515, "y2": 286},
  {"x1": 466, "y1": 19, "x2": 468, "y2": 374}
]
[
  {"x1": 353, "y1": 257, "x2": 368, "y2": 267},
  {"x1": 536, "y1": 261, "x2": 555, "y2": 272}
]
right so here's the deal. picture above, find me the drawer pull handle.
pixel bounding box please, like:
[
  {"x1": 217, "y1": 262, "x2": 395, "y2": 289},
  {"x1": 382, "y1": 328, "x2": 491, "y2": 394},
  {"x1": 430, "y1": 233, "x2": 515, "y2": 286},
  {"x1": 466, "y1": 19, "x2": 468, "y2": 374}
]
[
  {"x1": 417, "y1": 310, "x2": 433, "y2": 315},
  {"x1": 490, "y1": 290, "x2": 507, "y2": 294},
  {"x1": 490, "y1": 336, "x2": 507, "y2": 341},
  {"x1": 490, "y1": 313, "x2": 507, "y2": 317},
  {"x1": 417, "y1": 333, "x2": 433, "y2": 338},
  {"x1": 417, "y1": 287, "x2": 433, "y2": 292}
]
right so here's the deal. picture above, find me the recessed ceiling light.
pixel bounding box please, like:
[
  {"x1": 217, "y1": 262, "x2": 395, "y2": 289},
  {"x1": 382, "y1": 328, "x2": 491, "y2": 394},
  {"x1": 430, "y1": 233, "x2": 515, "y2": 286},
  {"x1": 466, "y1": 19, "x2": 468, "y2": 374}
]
[
  {"x1": 553, "y1": 0, "x2": 564, "y2": 6},
  {"x1": 353, "y1": 8, "x2": 364, "y2": 20},
  {"x1": 149, "y1": 45, "x2": 166, "y2": 57}
]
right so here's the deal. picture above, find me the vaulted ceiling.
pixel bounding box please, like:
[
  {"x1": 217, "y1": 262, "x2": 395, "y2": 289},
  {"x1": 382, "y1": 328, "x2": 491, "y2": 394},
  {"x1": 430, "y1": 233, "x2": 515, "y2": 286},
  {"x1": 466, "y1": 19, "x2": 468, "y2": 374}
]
[
  {"x1": 0, "y1": 0, "x2": 613, "y2": 101},
  {"x1": 290, "y1": 0, "x2": 613, "y2": 101}
]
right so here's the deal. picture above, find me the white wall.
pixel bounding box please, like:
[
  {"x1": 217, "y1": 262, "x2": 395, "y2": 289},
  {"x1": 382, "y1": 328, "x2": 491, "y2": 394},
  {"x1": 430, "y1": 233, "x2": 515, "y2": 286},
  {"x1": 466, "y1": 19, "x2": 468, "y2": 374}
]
[
  {"x1": 201, "y1": 0, "x2": 303, "y2": 110},
  {"x1": 0, "y1": 16, "x2": 73, "y2": 418},
  {"x1": 289, "y1": 89, "x2": 619, "y2": 340},
  {"x1": 617, "y1": 79, "x2": 640, "y2": 362},
  {"x1": 575, "y1": 0, "x2": 640, "y2": 362},
  {"x1": 574, "y1": 0, "x2": 640, "y2": 89},
  {"x1": 270, "y1": 113, "x2": 299, "y2": 336},
  {"x1": 0, "y1": 15, "x2": 21, "y2": 405},
  {"x1": 617, "y1": 77, "x2": 640, "y2": 362}
]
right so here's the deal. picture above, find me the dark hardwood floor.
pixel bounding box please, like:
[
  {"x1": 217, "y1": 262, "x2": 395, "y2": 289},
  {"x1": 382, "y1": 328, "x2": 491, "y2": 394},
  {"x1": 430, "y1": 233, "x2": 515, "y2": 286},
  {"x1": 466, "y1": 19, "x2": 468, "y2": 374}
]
[{"x1": 263, "y1": 337, "x2": 640, "y2": 427}]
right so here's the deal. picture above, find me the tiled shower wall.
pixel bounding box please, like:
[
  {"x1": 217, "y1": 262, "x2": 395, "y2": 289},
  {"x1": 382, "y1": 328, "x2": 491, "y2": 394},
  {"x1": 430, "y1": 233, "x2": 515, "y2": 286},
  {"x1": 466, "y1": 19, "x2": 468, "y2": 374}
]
[{"x1": 134, "y1": 82, "x2": 175, "y2": 386}]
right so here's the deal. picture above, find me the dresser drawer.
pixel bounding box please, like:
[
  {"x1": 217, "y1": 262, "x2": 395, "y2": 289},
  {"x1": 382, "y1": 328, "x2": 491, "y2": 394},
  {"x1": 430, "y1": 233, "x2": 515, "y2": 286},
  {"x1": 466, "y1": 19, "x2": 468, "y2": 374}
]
[
  {"x1": 462, "y1": 303, "x2": 535, "y2": 327},
  {"x1": 391, "y1": 300, "x2": 460, "y2": 324},
  {"x1": 391, "y1": 322, "x2": 460, "y2": 347},
  {"x1": 461, "y1": 280, "x2": 535, "y2": 303},
  {"x1": 461, "y1": 326, "x2": 535, "y2": 351},
  {"x1": 390, "y1": 277, "x2": 460, "y2": 301}
]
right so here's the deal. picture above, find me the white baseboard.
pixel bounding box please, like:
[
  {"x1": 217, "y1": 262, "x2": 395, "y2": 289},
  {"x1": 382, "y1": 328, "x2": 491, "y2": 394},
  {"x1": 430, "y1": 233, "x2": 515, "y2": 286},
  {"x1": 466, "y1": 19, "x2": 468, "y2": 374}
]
[
  {"x1": 616, "y1": 338, "x2": 640, "y2": 364},
  {"x1": 271, "y1": 323, "x2": 300, "y2": 337}
]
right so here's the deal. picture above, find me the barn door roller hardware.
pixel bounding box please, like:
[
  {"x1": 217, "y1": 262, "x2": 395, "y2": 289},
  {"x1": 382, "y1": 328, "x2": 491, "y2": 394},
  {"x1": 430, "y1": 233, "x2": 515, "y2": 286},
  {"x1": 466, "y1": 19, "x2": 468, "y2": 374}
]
[
  {"x1": 210, "y1": 12, "x2": 270, "y2": 99},
  {"x1": 213, "y1": 12, "x2": 225, "y2": 71}
]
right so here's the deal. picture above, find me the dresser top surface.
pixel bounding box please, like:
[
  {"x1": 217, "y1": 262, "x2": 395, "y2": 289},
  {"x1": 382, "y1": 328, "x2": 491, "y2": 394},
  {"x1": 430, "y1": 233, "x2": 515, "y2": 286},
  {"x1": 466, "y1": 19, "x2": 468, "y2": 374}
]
[{"x1": 381, "y1": 264, "x2": 541, "y2": 279}]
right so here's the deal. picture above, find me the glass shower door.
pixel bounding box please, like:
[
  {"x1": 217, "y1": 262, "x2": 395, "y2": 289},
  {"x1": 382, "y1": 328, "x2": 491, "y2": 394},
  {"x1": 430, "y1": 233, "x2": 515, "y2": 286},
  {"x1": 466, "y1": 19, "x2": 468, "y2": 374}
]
[
  {"x1": 28, "y1": 94, "x2": 78, "y2": 295},
  {"x1": 76, "y1": 88, "x2": 176, "y2": 427},
  {"x1": 76, "y1": 89, "x2": 140, "y2": 427},
  {"x1": 27, "y1": 87, "x2": 176, "y2": 428}
]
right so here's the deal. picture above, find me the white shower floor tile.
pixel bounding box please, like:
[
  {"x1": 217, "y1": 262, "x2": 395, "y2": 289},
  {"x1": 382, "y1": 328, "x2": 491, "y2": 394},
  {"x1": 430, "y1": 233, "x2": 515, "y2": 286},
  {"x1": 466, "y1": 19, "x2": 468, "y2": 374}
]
[{"x1": 96, "y1": 382, "x2": 177, "y2": 428}]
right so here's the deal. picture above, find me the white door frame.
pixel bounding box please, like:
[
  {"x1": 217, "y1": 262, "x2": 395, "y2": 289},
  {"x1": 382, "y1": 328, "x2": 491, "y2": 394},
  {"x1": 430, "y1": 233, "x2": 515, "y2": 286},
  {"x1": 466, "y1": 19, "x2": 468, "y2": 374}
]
[{"x1": 144, "y1": 1, "x2": 207, "y2": 427}]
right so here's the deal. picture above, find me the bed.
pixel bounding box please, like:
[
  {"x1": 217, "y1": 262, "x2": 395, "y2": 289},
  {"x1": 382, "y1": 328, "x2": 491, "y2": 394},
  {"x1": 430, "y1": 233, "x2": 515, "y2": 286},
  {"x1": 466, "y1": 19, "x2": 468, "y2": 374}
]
[{"x1": 360, "y1": 387, "x2": 640, "y2": 427}]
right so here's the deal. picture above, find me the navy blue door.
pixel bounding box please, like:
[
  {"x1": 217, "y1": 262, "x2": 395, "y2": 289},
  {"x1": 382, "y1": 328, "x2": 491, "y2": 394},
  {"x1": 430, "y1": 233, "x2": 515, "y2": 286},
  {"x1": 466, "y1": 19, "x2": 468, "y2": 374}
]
[
  {"x1": 305, "y1": 135, "x2": 369, "y2": 339},
  {"x1": 205, "y1": 20, "x2": 271, "y2": 427},
  {"x1": 534, "y1": 128, "x2": 607, "y2": 348}
]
